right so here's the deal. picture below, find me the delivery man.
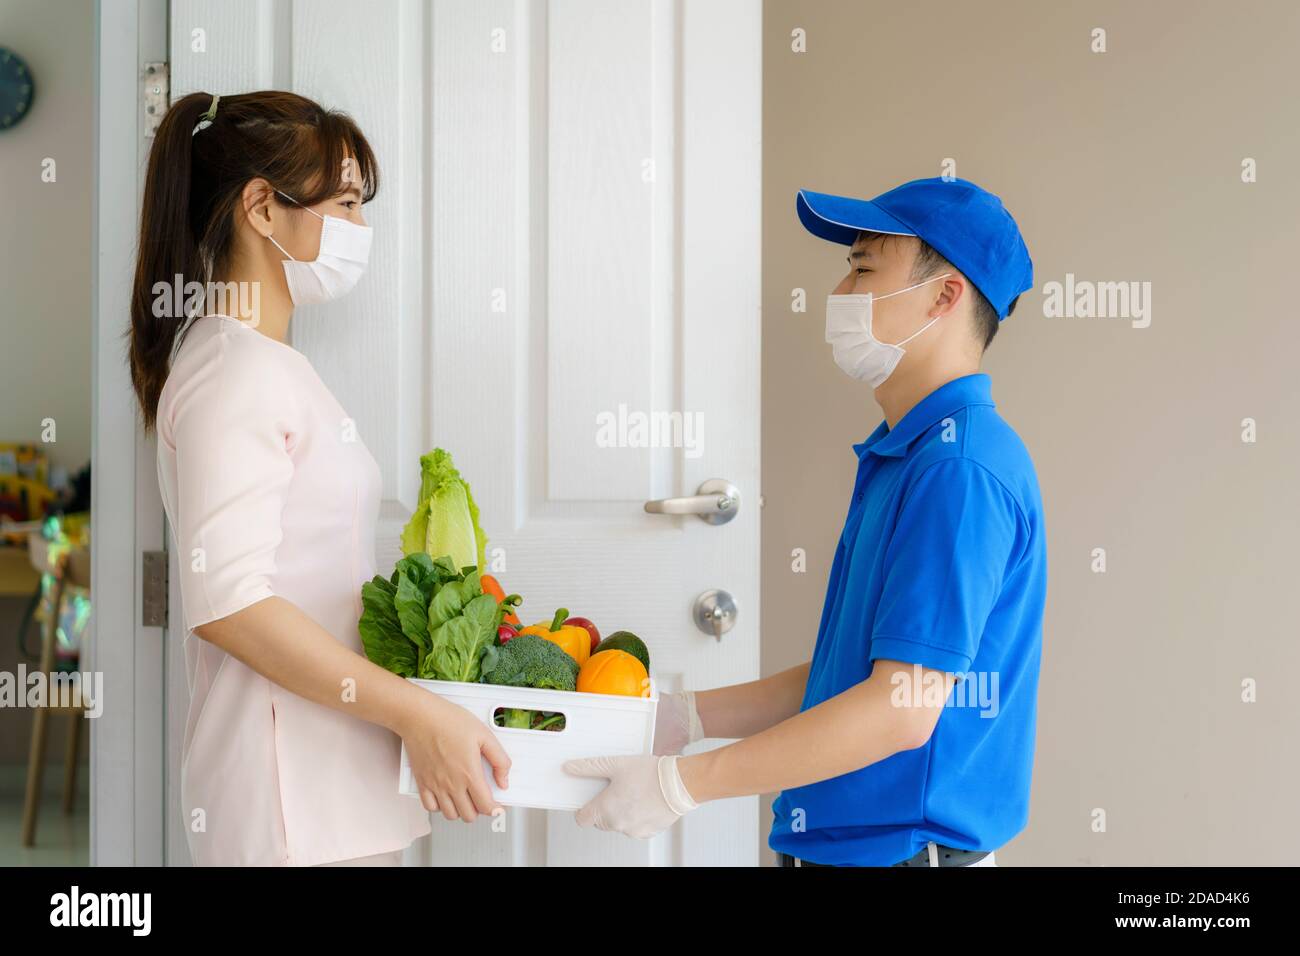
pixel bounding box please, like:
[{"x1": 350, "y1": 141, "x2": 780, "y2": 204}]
[{"x1": 565, "y1": 177, "x2": 1045, "y2": 867}]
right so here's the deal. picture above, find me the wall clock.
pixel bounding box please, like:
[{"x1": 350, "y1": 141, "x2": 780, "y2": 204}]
[{"x1": 0, "y1": 47, "x2": 35, "y2": 131}]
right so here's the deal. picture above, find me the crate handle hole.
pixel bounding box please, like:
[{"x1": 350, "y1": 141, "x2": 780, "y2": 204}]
[{"x1": 492, "y1": 706, "x2": 568, "y2": 733}]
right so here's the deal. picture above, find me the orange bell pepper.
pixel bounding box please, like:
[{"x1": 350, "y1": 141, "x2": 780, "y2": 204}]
[
  {"x1": 519, "y1": 608, "x2": 590, "y2": 666},
  {"x1": 577, "y1": 649, "x2": 650, "y2": 697}
]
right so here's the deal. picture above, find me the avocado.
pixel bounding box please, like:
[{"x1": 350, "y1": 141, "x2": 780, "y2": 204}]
[{"x1": 595, "y1": 631, "x2": 650, "y2": 671}]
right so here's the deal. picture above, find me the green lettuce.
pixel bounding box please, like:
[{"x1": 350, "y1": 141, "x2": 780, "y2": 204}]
[
  {"x1": 358, "y1": 550, "x2": 503, "y2": 683},
  {"x1": 425, "y1": 590, "x2": 500, "y2": 682},
  {"x1": 400, "y1": 448, "x2": 488, "y2": 573}
]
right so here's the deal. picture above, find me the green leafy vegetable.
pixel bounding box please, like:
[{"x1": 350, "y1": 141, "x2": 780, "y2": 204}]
[
  {"x1": 395, "y1": 569, "x2": 433, "y2": 649},
  {"x1": 429, "y1": 572, "x2": 475, "y2": 628},
  {"x1": 359, "y1": 575, "x2": 415, "y2": 677},
  {"x1": 423, "y1": 580, "x2": 499, "y2": 682},
  {"x1": 400, "y1": 449, "x2": 488, "y2": 573},
  {"x1": 425, "y1": 599, "x2": 496, "y2": 681},
  {"x1": 360, "y1": 531, "x2": 504, "y2": 682}
]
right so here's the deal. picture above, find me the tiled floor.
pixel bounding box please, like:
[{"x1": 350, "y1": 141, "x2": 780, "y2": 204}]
[{"x1": 0, "y1": 763, "x2": 90, "y2": 866}]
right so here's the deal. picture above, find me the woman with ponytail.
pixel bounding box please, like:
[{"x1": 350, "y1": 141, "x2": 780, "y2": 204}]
[{"x1": 129, "y1": 91, "x2": 509, "y2": 866}]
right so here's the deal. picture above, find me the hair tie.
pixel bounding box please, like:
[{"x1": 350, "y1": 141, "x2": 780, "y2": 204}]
[{"x1": 191, "y1": 93, "x2": 220, "y2": 136}]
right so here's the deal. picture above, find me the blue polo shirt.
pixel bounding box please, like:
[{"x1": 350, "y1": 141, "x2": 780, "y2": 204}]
[{"x1": 769, "y1": 373, "x2": 1046, "y2": 866}]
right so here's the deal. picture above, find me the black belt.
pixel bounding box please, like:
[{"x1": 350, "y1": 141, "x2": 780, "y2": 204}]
[{"x1": 780, "y1": 843, "x2": 991, "y2": 867}]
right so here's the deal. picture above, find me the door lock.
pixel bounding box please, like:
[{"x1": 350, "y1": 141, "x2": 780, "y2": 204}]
[{"x1": 693, "y1": 589, "x2": 737, "y2": 641}]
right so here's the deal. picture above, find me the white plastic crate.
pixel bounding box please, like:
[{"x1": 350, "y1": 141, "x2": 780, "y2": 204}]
[{"x1": 398, "y1": 677, "x2": 658, "y2": 811}]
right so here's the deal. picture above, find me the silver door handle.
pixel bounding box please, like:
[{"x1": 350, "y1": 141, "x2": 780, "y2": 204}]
[{"x1": 644, "y1": 479, "x2": 740, "y2": 526}]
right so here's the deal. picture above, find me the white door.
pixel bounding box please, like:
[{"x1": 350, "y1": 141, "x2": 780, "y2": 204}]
[
  {"x1": 167, "y1": 0, "x2": 761, "y2": 866},
  {"x1": 93, "y1": 0, "x2": 171, "y2": 867}
]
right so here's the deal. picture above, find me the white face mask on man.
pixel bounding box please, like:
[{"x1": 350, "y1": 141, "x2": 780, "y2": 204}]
[
  {"x1": 266, "y1": 189, "x2": 373, "y2": 306},
  {"x1": 824, "y1": 273, "x2": 951, "y2": 387}
]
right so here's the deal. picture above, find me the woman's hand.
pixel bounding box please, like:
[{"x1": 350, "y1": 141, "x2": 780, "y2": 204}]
[
  {"x1": 192, "y1": 596, "x2": 513, "y2": 823},
  {"x1": 398, "y1": 692, "x2": 512, "y2": 823}
]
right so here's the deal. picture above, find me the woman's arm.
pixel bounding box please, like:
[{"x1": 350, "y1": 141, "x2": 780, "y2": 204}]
[
  {"x1": 195, "y1": 595, "x2": 511, "y2": 823},
  {"x1": 692, "y1": 661, "x2": 812, "y2": 739}
]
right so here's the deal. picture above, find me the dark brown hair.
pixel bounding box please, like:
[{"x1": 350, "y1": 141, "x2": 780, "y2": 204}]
[
  {"x1": 128, "y1": 90, "x2": 378, "y2": 431},
  {"x1": 911, "y1": 238, "x2": 1014, "y2": 351},
  {"x1": 856, "y1": 231, "x2": 1017, "y2": 352}
]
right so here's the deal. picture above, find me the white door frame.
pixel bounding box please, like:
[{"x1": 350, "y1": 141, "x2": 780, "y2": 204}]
[{"x1": 90, "y1": 0, "x2": 169, "y2": 866}]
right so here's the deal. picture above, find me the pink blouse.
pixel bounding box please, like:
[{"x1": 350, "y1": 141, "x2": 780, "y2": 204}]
[{"x1": 156, "y1": 314, "x2": 431, "y2": 866}]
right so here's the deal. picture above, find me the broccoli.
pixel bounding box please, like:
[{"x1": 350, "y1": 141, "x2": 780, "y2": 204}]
[{"x1": 479, "y1": 634, "x2": 579, "y2": 728}]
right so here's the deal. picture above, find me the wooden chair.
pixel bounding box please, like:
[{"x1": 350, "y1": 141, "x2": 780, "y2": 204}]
[{"x1": 20, "y1": 531, "x2": 91, "y2": 847}]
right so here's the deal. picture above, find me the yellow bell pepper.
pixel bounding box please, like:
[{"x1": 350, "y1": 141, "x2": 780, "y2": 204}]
[{"x1": 519, "y1": 608, "x2": 591, "y2": 666}]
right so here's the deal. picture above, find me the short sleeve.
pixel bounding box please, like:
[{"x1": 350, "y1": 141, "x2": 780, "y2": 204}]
[
  {"x1": 167, "y1": 332, "x2": 298, "y2": 631},
  {"x1": 869, "y1": 458, "x2": 1024, "y2": 674}
]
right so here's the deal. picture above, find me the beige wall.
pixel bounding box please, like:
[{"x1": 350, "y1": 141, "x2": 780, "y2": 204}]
[
  {"x1": 0, "y1": 0, "x2": 93, "y2": 474},
  {"x1": 761, "y1": 0, "x2": 1300, "y2": 865}
]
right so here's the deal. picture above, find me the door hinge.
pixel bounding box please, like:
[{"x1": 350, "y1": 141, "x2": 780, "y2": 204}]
[
  {"x1": 143, "y1": 61, "x2": 169, "y2": 137},
  {"x1": 142, "y1": 550, "x2": 168, "y2": 627}
]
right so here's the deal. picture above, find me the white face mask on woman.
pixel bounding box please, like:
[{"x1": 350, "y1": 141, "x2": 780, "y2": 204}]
[
  {"x1": 824, "y1": 273, "x2": 951, "y2": 387},
  {"x1": 266, "y1": 189, "x2": 373, "y2": 306}
]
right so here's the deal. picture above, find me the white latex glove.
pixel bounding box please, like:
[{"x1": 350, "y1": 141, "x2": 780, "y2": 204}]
[
  {"x1": 563, "y1": 754, "x2": 699, "y2": 839},
  {"x1": 652, "y1": 690, "x2": 705, "y2": 755}
]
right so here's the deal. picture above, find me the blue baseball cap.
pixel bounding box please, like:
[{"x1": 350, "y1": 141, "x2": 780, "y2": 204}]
[{"x1": 796, "y1": 177, "x2": 1033, "y2": 319}]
